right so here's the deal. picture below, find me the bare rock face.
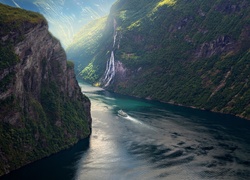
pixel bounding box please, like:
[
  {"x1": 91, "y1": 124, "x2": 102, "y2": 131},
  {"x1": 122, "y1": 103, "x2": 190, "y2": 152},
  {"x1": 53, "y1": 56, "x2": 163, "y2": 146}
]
[
  {"x1": 195, "y1": 35, "x2": 237, "y2": 58},
  {"x1": 0, "y1": 4, "x2": 91, "y2": 175},
  {"x1": 1, "y1": 21, "x2": 91, "y2": 127},
  {"x1": 115, "y1": 61, "x2": 127, "y2": 79}
]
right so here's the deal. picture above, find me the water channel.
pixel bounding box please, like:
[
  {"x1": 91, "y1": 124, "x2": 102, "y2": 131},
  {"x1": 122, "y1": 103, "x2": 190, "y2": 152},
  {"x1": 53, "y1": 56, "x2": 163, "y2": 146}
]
[{"x1": 2, "y1": 82, "x2": 250, "y2": 180}]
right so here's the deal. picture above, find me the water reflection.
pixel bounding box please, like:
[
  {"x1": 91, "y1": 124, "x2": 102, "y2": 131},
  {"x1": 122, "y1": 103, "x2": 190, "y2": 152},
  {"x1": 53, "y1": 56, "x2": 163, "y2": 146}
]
[{"x1": 0, "y1": 138, "x2": 90, "y2": 180}]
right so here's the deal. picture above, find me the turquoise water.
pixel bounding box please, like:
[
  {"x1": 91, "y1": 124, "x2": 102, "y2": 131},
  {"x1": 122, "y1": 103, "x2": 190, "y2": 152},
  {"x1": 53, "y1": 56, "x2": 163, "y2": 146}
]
[{"x1": 2, "y1": 82, "x2": 250, "y2": 179}]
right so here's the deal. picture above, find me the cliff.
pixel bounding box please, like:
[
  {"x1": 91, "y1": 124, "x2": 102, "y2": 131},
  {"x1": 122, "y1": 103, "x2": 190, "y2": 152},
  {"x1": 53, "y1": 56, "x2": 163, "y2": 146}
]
[
  {"x1": 0, "y1": 4, "x2": 91, "y2": 175},
  {"x1": 68, "y1": 0, "x2": 250, "y2": 120}
]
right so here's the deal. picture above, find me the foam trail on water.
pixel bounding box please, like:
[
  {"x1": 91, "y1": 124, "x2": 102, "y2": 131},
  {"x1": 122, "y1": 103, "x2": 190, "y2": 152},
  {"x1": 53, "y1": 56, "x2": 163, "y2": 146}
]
[
  {"x1": 126, "y1": 116, "x2": 143, "y2": 125},
  {"x1": 120, "y1": 114, "x2": 157, "y2": 131}
]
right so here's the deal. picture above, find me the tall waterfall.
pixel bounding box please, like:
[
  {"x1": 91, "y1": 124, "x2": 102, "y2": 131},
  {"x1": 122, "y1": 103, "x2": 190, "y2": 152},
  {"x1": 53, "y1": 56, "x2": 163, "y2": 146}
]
[
  {"x1": 103, "y1": 19, "x2": 117, "y2": 87},
  {"x1": 103, "y1": 51, "x2": 115, "y2": 87}
]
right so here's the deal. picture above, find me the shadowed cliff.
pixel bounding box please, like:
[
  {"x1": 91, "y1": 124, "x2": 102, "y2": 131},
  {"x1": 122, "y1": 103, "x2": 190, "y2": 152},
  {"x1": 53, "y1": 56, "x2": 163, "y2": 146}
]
[{"x1": 0, "y1": 3, "x2": 91, "y2": 175}]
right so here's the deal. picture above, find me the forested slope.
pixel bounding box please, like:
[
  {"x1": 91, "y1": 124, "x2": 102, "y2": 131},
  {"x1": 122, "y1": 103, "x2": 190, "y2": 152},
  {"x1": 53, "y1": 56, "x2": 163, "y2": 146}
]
[{"x1": 68, "y1": 0, "x2": 250, "y2": 119}]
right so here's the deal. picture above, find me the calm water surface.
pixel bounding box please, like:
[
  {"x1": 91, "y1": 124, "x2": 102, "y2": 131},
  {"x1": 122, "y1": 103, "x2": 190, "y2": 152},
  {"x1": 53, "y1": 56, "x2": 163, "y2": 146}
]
[{"x1": 2, "y1": 82, "x2": 250, "y2": 180}]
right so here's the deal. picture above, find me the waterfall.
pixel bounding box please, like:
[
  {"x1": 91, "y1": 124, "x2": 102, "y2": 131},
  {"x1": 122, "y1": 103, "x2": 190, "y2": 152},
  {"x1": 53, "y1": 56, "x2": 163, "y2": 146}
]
[
  {"x1": 113, "y1": 31, "x2": 117, "y2": 48},
  {"x1": 103, "y1": 51, "x2": 115, "y2": 87},
  {"x1": 102, "y1": 19, "x2": 117, "y2": 87}
]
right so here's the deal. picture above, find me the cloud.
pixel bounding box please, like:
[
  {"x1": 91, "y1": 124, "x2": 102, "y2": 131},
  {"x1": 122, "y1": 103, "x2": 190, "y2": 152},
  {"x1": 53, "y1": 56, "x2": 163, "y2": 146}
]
[{"x1": 12, "y1": 0, "x2": 21, "y2": 8}]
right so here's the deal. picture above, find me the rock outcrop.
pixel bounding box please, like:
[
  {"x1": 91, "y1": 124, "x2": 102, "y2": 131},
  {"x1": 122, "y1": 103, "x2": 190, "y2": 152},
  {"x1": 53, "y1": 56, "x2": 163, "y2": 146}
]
[{"x1": 0, "y1": 4, "x2": 91, "y2": 175}]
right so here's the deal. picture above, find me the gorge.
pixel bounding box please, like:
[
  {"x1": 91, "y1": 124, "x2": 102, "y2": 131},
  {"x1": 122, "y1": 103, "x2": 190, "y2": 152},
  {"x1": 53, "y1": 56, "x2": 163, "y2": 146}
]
[{"x1": 0, "y1": 0, "x2": 250, "y2": 179}]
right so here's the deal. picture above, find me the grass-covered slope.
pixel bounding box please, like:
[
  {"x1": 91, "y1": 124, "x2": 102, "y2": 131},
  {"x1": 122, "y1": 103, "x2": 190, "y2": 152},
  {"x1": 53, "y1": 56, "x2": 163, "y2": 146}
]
[
  {"x1": 0, "y1": 4, "x2": 91, "y2": 175},
  {"x1": 0, "y1": 3, "x2": 45, "y2": 35},
  {"x1": 69, "y1": 0, "x2": 250, "y2": 119}
]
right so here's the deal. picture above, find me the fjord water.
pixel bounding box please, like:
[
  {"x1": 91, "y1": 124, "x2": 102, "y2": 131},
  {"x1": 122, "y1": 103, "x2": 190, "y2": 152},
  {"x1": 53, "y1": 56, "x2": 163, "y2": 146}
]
[{"x1": 2, "y1": 82, "x2": 250, "y2": 180}]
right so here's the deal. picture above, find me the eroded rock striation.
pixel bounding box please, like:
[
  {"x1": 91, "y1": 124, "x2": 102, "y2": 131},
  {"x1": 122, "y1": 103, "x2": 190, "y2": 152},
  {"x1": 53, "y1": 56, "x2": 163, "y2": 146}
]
[{"x1": 0, "y1": 4, "x2": 91, "y2": 175}]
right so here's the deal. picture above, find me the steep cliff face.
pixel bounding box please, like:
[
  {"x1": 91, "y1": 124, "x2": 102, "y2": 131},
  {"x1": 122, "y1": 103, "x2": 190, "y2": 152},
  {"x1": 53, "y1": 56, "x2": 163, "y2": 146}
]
[
  {"x1": 0, "y1": 4, "x2": 91, "y2": 175},
  {"x1": 68, "y1": 0, "x2": 250, "y2": 120}
]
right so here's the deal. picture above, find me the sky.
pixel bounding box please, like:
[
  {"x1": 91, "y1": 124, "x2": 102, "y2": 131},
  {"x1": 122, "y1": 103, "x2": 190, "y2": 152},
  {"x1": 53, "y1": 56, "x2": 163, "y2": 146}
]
[{"x1": 0, "y1": 0, "x2": 116, "y2": 47}]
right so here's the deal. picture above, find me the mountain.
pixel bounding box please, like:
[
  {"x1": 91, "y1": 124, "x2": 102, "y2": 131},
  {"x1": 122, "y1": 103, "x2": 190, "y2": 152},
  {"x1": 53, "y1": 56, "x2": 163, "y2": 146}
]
[
  {"x1": 0, "y1": 0, "x2": 116, "y2": 47},
  {"x1": 0, "y1": 4, "x2": 91, "y2": 175},
  {"x1": 67, "y1": 0, "x2": 250, "y2": 119}
]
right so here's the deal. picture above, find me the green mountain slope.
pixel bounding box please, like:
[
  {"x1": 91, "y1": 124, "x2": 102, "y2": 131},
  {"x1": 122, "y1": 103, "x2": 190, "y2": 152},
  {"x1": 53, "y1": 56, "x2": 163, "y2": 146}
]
[
  {"x1": 67, "y1": 17, "x2": 108, "y2": 75},
  {"x1": 68, "y1": 0, "x2": 250, "y2": 119},
  {"x1": 0, "y1": 4, "x2": 91, "y2": 175}
]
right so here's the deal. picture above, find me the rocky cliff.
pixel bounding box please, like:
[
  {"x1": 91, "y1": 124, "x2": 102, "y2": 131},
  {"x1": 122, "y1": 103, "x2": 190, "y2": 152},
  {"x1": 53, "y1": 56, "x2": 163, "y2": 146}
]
[
  {"x1": 68, "y1": 0, "x2": 250, "y2": 120},
  {"x1": 0, "y1": 4, "x2": 91, "y2": 175}
]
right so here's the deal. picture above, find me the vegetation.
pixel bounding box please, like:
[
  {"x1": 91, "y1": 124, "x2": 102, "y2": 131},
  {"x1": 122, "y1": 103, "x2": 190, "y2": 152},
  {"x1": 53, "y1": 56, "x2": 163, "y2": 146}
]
[
  {"x1": 80, "y1": 63, "x2": 100, "y2": 82},
  {"x1": 156, "y1": 0, "x2": 176, "y2": 8},
  {"x1": 0, "y1": 77, "x2": 90, "y2": 176},
  {"x1": 68, "y1": 0, "x2": 250, "y2": 119},
  {"x1": 0, "y1": 3, "x2": 45, "y2": 37},
  {"x1": 0, "y1": 45, "x2": 19, "y2": 70},
  {"x1": 0, "y1": 3, "x2": 44, "y2": 24},
  {"x1": 40, "y1": 81, "x2": 90, "y2": 139},
  {"x1": 0, "y1": 88, "x2": 90, "y2": 175},
  {"x1": 66, "y1": 60, "x2": 74, "y2": 69}
]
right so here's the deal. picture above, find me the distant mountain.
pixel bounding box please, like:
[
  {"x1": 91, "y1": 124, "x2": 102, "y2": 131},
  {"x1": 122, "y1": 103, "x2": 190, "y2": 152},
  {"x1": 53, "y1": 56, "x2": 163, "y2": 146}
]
[
  {"x1": 67, "y1": 17, "x2": 108, "y2": 76},
  {"x1": 0, "y1": 0, "x2": 116, "y2": 47},
  {"x1": 67, "y1": 0, "x2": 250, "y2": 119}
]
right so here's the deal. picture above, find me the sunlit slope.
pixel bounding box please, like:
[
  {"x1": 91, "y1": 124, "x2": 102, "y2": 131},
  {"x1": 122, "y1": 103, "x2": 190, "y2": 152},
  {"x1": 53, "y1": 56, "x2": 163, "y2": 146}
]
[
  {"x1": 67, "y1": 17, "x2": 108, "y2": 74},
  {"x1": 69, "y1": 0, "x2": 250, "y2": 119}
]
